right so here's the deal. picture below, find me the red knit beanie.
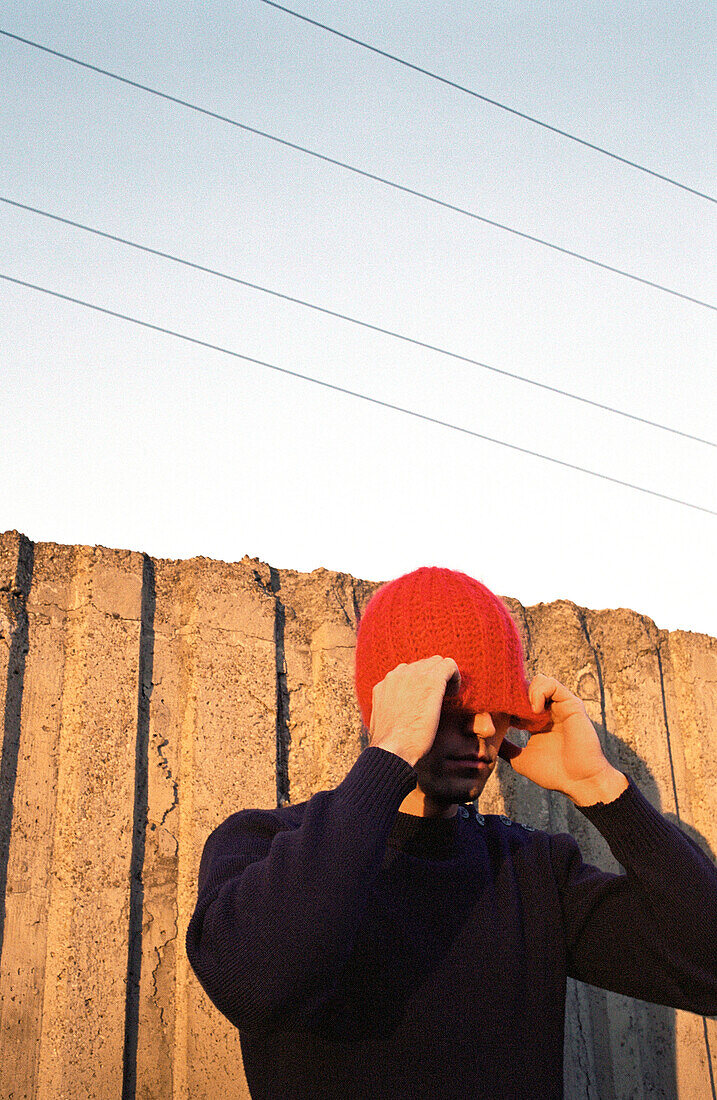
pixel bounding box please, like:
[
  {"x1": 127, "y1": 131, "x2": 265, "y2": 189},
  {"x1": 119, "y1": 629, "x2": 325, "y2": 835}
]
[{"x1": 354, "y1": 566, "x2": 553, "y2": 734}]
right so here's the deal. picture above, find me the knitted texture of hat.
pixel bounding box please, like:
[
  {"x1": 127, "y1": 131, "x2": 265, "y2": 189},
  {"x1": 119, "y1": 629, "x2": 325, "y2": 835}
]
[{"x1": 354, "y1": 566, "x2": 553, "y2": 734}]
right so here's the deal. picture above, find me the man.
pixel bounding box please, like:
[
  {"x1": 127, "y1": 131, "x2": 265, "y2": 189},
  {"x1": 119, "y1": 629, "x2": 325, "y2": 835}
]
[{"x1": 186, "y1": 566, "x2": 717, "y2": 1099}]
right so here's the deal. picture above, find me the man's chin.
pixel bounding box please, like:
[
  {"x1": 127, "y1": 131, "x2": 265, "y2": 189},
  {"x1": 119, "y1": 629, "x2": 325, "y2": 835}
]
[{"x1": 418, "y1": 774, "x2": 487, "y2": 804}]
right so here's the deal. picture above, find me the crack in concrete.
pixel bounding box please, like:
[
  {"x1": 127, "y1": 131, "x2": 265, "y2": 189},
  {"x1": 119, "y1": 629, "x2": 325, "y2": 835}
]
[
  {"x1": 251, "y1": 568, "x2": 273, "y2": 599},
  {"x1": 241, "y1": 689, "x2": 273, "y2": 715},
  {"x1": 155, "y1": 733, "x2": 179, "y2": 830},
  {"x1": 151, "y1": 917, "x2": 179, "y2": 1044},
  {"x1": 27, "y1": 597, "x2": 109, "y2": 616},
  {"x1": 332, "y1": 585, "x2": 353, "y2": 628},
  {"x1": 178, "y1": 624, "x2": 272, "y2": 641},
  {"x1": 29, "y1": 600, "x2": 275, "y2": 644}
]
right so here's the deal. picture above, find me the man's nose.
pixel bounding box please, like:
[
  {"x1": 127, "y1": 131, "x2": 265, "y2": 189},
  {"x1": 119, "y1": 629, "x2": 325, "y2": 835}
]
[{"x1": 469, "y1": 712, "x2": 496, "y2": 734}]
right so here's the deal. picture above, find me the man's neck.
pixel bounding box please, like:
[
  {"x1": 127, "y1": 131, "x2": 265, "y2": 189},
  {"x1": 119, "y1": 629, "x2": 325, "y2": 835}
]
[{"x1": 397, "y1": 788, "x2": 458, "y2": 818}]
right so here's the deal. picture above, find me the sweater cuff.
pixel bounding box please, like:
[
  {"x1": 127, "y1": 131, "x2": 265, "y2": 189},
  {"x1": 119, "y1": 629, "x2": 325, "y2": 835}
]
[
  {"x1": 333, "y1": 746, "x2": 417, "y2": 830},
  {"x1": 576, "y1": 772, "x2": 678, "y2": 865}
]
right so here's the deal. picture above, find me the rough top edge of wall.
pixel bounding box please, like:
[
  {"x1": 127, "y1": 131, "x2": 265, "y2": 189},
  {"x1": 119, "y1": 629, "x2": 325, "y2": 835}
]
[{"x1": 2, "y1": 530, "x2": 714, "y2": 644}]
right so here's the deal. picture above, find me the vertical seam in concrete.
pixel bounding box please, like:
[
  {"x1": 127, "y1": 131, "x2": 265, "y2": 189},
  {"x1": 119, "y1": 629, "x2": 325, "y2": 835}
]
[
  {"x1": 0, "y1": 534, "x2": 34, "y2": 967},
  {"x1": 702, "y1": 1014, "x2": 717, "y2": 1100},
  {"x1": 174, "y1": 575, "x2": 199, "y2": 1100},
  {"x1": 517, "y1": 600, "x2": 533, "y2": 654},
  {"x1": 572, "y1": 983, "x2": 598, "y2": 1099},
  {"x1": 350, "y1": 583, "x2": 361, "y2": 631},
  {"x1": 517, "y1": 601, "x2": 555, "y2": 833},
  {"x1": 654, "y1": 641, "x2": 681, "y2": 825},
  {"x1": 332, "y1": 584, "x2": 352, "y2": 628},
  {"x1": 121, "y1": 554, "x2": 156, "y2": 1100},
  {"x1": 656, "y1": 639, "x2": 717, "y2": 1099},
  {"x1": 268, "y1": 568, "x2": 290, "y2": 809},
  {"x1": 574, "y1": 608, "x2": 608, "y2": 736},
  {"x1": 351, "y1": 583, "x2": 368, "y2": 751}
]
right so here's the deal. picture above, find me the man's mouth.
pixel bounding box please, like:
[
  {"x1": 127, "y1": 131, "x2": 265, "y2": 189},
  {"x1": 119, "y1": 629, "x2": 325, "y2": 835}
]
[
  {"x1": 445, "y1": 755, "x2": 491, "y2": 770},
  {"x1": 447, "y1": 753, "x2": 490, "y2": 763}
]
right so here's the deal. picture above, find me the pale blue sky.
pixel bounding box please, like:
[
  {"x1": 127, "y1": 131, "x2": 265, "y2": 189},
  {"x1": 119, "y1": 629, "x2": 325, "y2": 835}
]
[{"x1": 1, "y1": 0, "x2": 715, "y2": 635}]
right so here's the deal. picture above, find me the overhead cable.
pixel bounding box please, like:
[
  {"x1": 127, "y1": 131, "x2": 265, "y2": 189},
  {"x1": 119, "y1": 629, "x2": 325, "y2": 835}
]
[
  {"x1": 1, "y1": 271, "x2": 714, "y2": 517},
  {"x1": 0, "y1": 29, "x2": 713, "y2": 313},
  {"x1": 2, "y1": 194, "x2": 714, "y2": 449},
  {"x1": 259, "y1": 0, "x2": 716, "y2": 205}
]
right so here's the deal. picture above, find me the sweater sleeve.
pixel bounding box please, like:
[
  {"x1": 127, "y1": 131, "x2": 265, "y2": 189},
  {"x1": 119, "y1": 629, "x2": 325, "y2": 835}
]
[
  {"x1": 185, "y1": 746, "x2": 417, "y2": 1033},
  {"x1": 548, "y1": 772, "x2": 717, "y2": 1015}
]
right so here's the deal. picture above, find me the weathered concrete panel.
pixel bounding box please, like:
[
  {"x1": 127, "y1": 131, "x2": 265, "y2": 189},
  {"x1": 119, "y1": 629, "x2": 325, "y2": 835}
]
[
  {"x1": 271, "y1": 565, "x2": 370, "y2": 804},
  {"x1": 0, "y1": 532, "x2": 41, "y2": 1099},
  {"x1": 27, "y1": 544, "x2": 145, "y2": 1098},
  {"x1": 158, "y1": 556, "x2": 277, "y2": 1100}
]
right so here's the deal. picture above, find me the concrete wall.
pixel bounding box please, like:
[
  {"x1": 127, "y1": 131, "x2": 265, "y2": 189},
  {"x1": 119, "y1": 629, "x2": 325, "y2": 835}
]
[{"x1": 0, "y1": 529, "x2": 715, "y2": 1099}]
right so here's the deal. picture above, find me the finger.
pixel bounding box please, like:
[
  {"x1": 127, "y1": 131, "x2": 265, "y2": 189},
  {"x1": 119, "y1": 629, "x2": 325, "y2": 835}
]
[
  {"x1": 530, "y1": 688, "x2": 545, "y2": 713},
  {"x1": 444, "y1": 659, "x2": 461, "y2": 693},
  {"x1": 498, "y1": 739, "x2": 521, "y2": 761},
  {"x1": 530, "y1": 674, "x2": 557, "y2": 712}
]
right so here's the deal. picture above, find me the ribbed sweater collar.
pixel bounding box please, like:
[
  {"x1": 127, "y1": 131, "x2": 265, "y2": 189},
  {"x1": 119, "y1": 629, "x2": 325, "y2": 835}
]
[{"x1": 387, "y1": 804, "x2": 474, "y2": 859}]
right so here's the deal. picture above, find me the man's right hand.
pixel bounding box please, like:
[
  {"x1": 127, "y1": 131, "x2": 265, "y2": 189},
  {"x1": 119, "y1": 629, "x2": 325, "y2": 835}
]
[{"x1": 368, "y1": 656, "x2": 462, "y2": 768}]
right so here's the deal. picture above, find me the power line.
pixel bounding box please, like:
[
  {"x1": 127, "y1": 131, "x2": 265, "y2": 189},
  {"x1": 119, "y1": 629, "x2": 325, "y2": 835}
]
[
  {"x1": 3, "y1": 194, "x2": 714, "y2": 449},
  {"x1": 1, "y1": 29, "x2": 714, "y2": 313},
  {"x1": 1, "y1": 270, "x2": 714, "y2": 517},
  {"x1": 259, "y1": 0, "x2": 717, "y2": 206}
]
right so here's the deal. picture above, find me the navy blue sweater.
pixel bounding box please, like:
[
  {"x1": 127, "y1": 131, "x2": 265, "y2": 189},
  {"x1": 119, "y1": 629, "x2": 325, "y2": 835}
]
[{"x1": 186, "y1": 746, "x2": 717, "y2": 1099}]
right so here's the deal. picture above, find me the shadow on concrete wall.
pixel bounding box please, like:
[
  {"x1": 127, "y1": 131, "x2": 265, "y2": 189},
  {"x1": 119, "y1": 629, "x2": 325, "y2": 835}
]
[
  {"x1": 120, "y1": 553, "x2": 156, "y2": 1100},
  {"x1": 496, "y1": 720, "x2": 716, "y2": 1100},
  {"x1": 0, "y1": 534, "x2": 34, "y2": 966}
]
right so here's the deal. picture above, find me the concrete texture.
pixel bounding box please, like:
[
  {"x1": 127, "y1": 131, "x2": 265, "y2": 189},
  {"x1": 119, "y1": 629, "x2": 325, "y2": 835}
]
[{"x1": 0, "y1": 529, "x2": 714, "y2": 1099}]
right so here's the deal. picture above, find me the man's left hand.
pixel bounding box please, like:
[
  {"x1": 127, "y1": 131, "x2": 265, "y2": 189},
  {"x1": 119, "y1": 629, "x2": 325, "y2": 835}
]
[{"x1": 499, "y1": 673, "x2": 627, "y2": 804}]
